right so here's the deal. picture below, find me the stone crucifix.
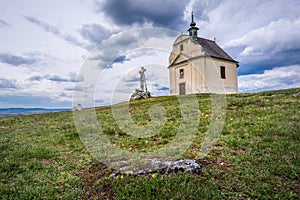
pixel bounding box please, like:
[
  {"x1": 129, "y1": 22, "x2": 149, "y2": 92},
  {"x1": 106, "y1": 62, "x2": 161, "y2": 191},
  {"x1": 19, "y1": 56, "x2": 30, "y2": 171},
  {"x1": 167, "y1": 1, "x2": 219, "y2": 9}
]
[{"x1": 139, "y1": 67, "x2": 147, "y2": 92}]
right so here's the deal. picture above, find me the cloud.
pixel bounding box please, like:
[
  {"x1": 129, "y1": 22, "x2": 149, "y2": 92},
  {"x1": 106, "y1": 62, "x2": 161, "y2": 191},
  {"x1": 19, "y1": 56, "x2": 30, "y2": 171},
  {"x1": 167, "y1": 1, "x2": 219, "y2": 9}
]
[
  {"x1": 0, "y1": 53, "x2": 37, "y2": 66},
  {"x1": 28, "y1": 71, "x2": 84, "y2": 83},
  {"x1": 194, "y1": 0, "x2": 300, "y2": 41},
  {"x1": 46, "y1": 74, "x2": 71, "y2": 82},
  {"x1": 0, "y1": 19, "x2": 9, "y2": 28},
  {"x1": 158, "y1": 86, "x2": 169, "y2": 91},
  {"x1": 0, "y1": 77, "x2": 18, "y2": 89},
  {"x1": 183, "y1": 0, "x2": 221, "y2": 23},
  {"x1": 79, "y1": 23, "x2": 111, "y2": 44},
  {"x1": 183, "y1": 0, "x2": 300, "y2": 76},
  {"x1": 88, "y1": 33, "x2": 140, "y2": 68},
  {"x1": 93, "y1": 0, "x2": 300, "y2": 77},
  {"x1": 64, "y1": 84, "x2": 94, "y2": 92},
  {"x1": 112, "y1": 55, "x2": 130, "y2": 65},
  {"x1": 88, "y1": 28, "x2": 178, "y2": 69},
  {"x1": 22, "y1": 15, "x2": 88, "y2": 49},
  {"x1": 23, "y1": 15, "x2": 59, "y2": 34},
  {"x1": 225, "y1": 18, "x2": 300, "y2": 71},
  {"x1": 238, "y1": 65, "x2": 300, "y2": 92},
  {"x1": 27, "y1": 75, "x2": 44, "y2": 82},
  {"x1": 124, "y1": 76, "x2": 140, "y2": 83},
  {"x1": 96, "y1": 0, "x2": 188, "y2": 29}
]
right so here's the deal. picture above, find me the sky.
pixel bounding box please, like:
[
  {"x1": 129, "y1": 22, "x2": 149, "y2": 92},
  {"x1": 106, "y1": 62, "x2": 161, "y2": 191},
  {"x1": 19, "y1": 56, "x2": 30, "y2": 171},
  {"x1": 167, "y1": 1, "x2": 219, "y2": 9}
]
[{"x1": 0, "y1": 0, "x2": 300, "y2": 108}]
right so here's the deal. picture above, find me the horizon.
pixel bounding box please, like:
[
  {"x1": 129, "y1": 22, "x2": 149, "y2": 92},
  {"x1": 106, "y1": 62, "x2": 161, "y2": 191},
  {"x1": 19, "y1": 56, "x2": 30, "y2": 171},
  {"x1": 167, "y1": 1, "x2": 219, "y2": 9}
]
[{"x1": 1, "y1": 87, "x2": 299, "y2": 110}]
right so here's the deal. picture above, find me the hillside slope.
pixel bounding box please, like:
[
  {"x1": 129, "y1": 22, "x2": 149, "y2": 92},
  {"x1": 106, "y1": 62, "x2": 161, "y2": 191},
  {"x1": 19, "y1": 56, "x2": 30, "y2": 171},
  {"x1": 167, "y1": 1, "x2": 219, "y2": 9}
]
[{"x1": 1, "y1": 88, "x2": 299, "y2": 199}]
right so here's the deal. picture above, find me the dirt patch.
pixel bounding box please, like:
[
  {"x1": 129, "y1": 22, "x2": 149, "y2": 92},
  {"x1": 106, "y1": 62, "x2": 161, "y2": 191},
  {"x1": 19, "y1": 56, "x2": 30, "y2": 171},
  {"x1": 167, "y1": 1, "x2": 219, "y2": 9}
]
[{"x1": 77, "y1": 162, "x2": 115, "y2": 200}]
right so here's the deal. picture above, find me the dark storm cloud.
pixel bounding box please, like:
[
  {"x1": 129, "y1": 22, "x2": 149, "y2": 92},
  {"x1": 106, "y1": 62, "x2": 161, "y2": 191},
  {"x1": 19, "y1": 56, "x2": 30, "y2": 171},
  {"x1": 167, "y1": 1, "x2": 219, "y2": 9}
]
[
  {"x1": 0, "y1": 77, "x2": 18, "y2": 89},
  {"x1": 96, "y1": 0, "x2": 188, "y2": 30},
  {"x1": 0, "y1": 53, "x2": 37, "y2": 66}
]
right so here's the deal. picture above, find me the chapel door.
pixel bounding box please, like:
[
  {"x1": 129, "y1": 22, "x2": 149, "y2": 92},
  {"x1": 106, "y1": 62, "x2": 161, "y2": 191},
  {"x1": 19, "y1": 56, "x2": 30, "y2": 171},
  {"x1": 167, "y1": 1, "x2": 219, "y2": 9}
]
[{"x1": 179, "y1": 83, "x2": 186, "y2": 95}]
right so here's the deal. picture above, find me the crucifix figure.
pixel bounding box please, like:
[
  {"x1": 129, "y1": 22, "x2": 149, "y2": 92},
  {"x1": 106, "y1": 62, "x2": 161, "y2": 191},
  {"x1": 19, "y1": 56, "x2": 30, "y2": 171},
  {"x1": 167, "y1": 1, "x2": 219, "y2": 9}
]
[{"x1": 139, "y1": 67, "x2": 147, "y2": 92}]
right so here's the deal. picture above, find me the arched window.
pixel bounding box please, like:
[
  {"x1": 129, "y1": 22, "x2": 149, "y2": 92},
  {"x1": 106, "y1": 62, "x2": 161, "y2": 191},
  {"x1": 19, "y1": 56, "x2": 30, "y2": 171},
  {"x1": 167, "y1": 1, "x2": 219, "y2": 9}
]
[{"x1": 180, "y1": 69, "x2": 184, "y2": 79}]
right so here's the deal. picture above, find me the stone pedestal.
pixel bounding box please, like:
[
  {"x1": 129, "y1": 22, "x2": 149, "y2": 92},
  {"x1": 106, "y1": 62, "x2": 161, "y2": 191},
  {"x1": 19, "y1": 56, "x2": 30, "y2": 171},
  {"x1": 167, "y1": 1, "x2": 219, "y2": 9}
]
[{"x1": 130, "y1": 89, "x2": 151, "y2": 101}]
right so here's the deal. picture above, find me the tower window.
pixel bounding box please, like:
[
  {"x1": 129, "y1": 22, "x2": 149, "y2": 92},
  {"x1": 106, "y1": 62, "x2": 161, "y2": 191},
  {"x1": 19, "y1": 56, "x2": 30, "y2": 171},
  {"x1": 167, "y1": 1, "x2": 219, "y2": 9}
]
[
  {"x1": 220, "y1": 66, "x2": 226, "y2": 79},
  {"x1": 180, "y1": 44, "x2": 183, "y2": 51},
  {"x1": 180, "y1": 69, "x2": 184, "y2": 79}
]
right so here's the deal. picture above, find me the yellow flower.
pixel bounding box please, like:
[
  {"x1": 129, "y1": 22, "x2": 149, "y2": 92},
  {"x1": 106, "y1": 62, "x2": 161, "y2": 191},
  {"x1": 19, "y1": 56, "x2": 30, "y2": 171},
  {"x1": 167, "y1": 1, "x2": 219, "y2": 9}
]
[
  {"x1": 128, "y1": 147, "x2": 133, "y2": 151},
  {"x1": 151, "y1": 174, "x2": 156, "y2": 179},
  {"x1": 121, "y1": 143, "x2": 125, "y2": 147},
  {"x1": 120, "y1": 175, "x2": 124, "y2": 179},
  {"x1": 130, "y1": 171, "x2": 134, "y2": 175}
]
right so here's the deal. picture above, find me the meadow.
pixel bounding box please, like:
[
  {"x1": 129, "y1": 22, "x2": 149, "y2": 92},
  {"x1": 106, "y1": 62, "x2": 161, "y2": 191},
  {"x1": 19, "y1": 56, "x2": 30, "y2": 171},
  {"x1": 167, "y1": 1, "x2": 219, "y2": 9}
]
[{"x1": 0, "y1": 88, "x2": 299, "y2": 199}]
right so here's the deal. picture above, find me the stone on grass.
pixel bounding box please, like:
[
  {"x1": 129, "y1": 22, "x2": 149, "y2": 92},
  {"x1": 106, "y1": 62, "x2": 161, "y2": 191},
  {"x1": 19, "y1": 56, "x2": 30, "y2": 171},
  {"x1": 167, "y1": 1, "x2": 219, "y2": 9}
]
[{"x1": 110, "y1": 158, "x2": 201, "y2": 178}]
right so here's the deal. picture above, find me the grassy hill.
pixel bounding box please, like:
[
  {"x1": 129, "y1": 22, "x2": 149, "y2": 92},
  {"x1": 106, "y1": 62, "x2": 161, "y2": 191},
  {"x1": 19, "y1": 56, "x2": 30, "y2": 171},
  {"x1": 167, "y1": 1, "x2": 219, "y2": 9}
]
[{"x1": 1, "y1": 88, "x2": 299, "y2": 199}]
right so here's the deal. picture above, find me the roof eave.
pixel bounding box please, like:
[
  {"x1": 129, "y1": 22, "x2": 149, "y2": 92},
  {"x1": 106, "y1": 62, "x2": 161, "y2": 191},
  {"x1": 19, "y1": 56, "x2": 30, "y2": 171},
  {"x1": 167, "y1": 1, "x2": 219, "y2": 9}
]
[{"x1": 210, "y1": 55, "x2": 239, "y2": 63}]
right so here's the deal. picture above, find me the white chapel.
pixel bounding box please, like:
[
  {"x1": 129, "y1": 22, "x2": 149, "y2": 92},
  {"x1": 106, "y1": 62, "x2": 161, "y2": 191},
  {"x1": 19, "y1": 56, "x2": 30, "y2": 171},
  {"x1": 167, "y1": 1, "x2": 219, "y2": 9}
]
[{"x1": 168, "y1": 13, "x2": 239, "y2": 95}]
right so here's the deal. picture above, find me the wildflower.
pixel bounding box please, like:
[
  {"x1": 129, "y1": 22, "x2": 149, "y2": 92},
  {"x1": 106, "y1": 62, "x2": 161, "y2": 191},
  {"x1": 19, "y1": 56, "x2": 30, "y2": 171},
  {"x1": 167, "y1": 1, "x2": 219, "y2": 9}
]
[
  {"x1": 130, "y1": 171, "x2": 134, "y2": 175},
  {"x1": 151, "y1": 174, "x2": 156, "y2": 179},
  {"x1": 120, "y1": 175, "x2": 124, "y2": 179},
  {"x1": 128, "y1": 147, "x2": 133, "y2": 151}
]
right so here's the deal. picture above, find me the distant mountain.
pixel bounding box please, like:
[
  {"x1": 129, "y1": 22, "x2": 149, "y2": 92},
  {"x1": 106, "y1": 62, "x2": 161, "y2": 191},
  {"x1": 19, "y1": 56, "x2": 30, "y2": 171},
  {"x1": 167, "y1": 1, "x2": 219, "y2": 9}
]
[{"x1": 0, "y1": 108, "x2": 70, "y2": 117}]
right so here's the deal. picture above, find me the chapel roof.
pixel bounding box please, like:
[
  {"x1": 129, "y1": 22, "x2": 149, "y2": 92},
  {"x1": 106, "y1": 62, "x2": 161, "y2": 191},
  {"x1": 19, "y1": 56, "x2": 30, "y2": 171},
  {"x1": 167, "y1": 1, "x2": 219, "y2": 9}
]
[{"x1": 197, "y1": 37, "x2": 237, "y2": 63}]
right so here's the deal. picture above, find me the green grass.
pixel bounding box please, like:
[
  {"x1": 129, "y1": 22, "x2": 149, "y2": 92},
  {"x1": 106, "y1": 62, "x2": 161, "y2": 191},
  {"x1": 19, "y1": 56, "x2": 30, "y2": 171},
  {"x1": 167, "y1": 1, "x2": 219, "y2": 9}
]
[{"x1": 1, "y1": 88, "x2": 299, "y2": 199}]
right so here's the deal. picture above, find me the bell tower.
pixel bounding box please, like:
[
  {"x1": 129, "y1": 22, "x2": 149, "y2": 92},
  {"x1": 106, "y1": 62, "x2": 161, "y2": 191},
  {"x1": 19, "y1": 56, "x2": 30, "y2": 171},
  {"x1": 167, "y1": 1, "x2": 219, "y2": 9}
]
[{"x1": 188, "y1": 11, "x2": 199, "y2": 41}]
